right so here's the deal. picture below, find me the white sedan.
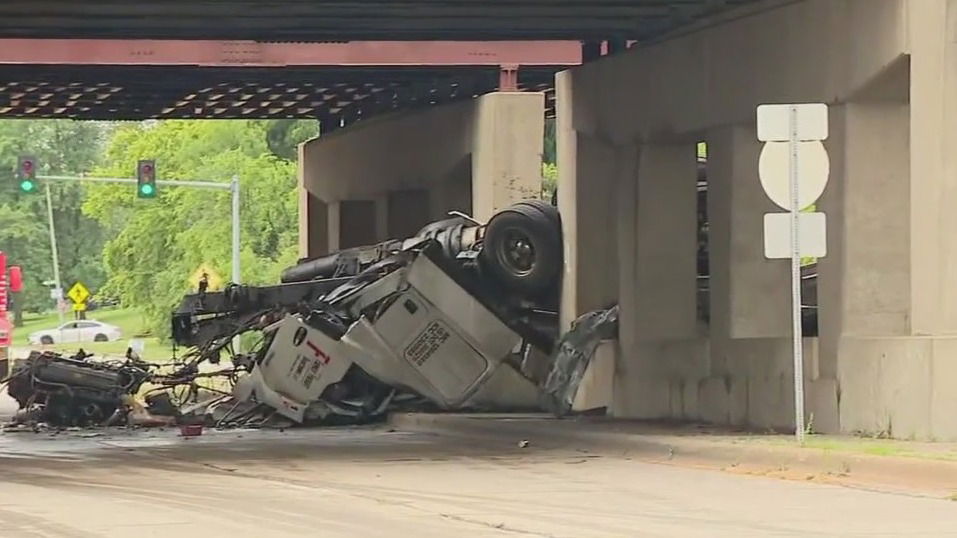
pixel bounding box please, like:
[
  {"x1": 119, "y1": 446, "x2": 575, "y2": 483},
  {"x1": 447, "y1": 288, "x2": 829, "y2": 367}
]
[{"x1": 28, "y1": 321, "x2": 123, "y2": 345}]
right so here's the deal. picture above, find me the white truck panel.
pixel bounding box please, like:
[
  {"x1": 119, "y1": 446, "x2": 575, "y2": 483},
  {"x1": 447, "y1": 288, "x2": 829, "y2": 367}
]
[{"x1": 245, "y1": 317, "x2": 352, "y2": 422}]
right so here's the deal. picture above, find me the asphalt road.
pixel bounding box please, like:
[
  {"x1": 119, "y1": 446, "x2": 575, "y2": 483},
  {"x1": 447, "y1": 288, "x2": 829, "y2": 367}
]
[{"x1": 0, "y1": 425, "x2": 955, "y2": 537}]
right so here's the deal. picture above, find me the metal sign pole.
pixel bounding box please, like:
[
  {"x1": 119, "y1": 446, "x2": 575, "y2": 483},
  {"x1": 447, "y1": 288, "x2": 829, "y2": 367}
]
[
  {"x1": 788, "y1": 106, "x2": 806, "y2": 443},
  {"x1": 231, "y1": 175, "x2": 241, "y2": 285},
  {"x1": 44, "y1": 183, "x2": 65, "y2": 326}
]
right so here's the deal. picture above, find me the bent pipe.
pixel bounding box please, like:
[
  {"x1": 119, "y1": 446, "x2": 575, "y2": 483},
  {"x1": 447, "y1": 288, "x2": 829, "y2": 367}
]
[
  {"x1": 280, "y1": 253, "x2": 342, "y2": 283},
  {"x1": 281, "y1": 218, "x2": 479, "y2": 284}
]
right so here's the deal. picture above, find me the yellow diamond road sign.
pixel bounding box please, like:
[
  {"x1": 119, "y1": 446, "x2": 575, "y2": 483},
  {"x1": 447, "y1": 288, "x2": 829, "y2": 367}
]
[
  {"x1": 66, "y1": 281, "x2": 90, "y2": 304},
  {"x1": 189, "y1": 264, "x2": 224, "y2": 292}
]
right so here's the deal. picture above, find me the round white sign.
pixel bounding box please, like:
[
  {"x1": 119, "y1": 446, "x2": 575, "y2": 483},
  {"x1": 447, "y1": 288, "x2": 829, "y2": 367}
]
[{"x1": 758, "y1": 140, "x2": 830, "y2": 211}]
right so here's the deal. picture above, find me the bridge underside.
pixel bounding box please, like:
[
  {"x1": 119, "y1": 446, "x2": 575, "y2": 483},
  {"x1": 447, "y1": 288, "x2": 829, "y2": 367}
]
[
  {"x1": 0, "y1": 65, "x2": 558, "y2": 124},
  {"x1": 0, "y1": 1, "x2": 762, "y2": 41}
]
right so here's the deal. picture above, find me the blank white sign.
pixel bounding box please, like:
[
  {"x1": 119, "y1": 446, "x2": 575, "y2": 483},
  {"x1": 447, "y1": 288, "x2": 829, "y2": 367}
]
[
  {"x1": 757, "y1": 103, "x2": 829, "y2": 142},
  {"x1": 764, "y1": 212, "x2": 827, "y2": 259},
  {"x1": 758, "y1": 141, "x2": 830, "y2": 211}
]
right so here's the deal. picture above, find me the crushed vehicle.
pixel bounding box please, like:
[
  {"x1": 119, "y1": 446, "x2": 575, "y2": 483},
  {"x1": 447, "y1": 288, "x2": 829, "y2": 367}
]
[
  {"x1": 0, "y1": 200, "x2": 615, "y2": 430},
  {"x1": 168, "y1": 200, "x2": 609, "y2": 426}
]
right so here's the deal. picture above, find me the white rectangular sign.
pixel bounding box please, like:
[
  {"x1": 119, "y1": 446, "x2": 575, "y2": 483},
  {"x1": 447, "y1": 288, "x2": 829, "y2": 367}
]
[
  {"x1": 757, "y1": 103, "x2": 829, "y2": 142},
  {"x1": 763, "y1": 212, "x2": 827, "y2": 259}
]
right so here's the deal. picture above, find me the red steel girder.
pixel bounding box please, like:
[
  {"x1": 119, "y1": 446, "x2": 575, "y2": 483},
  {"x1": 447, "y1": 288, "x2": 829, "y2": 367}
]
[{"x1": 0, "y1": 39, "x2": 581, "y2": 67}]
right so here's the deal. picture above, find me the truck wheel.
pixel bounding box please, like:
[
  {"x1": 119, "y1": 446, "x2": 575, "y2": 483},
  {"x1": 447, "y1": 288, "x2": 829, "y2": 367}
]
[
  {"x1": 481, "y1": 201, "x2": 562, "y2": 294},
  {"x1": 40, "y1": 335, "x2": 54, "y2": 345},
  {"x1": 94, "y1": 334, "x2": 108, "y2": 342},
  {"x1": 513, "y1": 199, "x2": 560, "y2": 229}
]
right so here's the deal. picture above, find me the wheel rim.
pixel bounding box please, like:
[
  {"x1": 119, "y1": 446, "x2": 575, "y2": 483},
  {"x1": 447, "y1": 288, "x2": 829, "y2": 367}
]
[{"x1": 496, "y1": 227, "x2": 536, "y2": 277}]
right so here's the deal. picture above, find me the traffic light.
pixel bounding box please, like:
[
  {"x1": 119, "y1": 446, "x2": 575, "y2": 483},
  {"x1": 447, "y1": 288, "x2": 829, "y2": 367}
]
[
  {"x1": 136, "y1": 160, "x2": 157, "y2": 199},
  {"x1": 16, "y1": 156, "x2": 38, "y2": 193}
]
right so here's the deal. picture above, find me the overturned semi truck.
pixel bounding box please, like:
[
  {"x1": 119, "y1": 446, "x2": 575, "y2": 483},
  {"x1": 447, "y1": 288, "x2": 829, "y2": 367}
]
[{"x1": 170, "y1": 200, "x2": 611, "y2": 425}]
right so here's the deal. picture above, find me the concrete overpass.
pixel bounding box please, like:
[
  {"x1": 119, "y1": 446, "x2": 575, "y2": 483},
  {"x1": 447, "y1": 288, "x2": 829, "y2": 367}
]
[{"x1": 5, "y1": 0, "x2": 956, "y2": 441}]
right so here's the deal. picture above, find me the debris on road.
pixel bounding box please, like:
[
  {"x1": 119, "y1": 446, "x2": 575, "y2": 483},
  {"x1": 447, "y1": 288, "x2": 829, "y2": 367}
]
[{"x1": 4, "y1": 349, "x2": 151, "y2": 427}]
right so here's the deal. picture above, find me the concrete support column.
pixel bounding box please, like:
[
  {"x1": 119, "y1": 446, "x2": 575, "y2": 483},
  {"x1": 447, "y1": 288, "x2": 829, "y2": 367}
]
[
  {"x1": 820, "y1": 103, "x2": 910, "y2": 344},
  {"x1": 298, "y1": 190, "x2": 329, "y2": 258},
  {"x1": 373, "y1": 194, "x2": 389, "y2": 242},
  {"x1": 429, "y1": 156, "x2": 473, "y2": 221},
  {"x1": 706, "y1": 125, "x2": 790, "y2": 341},
  {"x1": 386, "y1": 189, "x2": 431, "y2": 239},
  {"x1": 613, "y1": 142, "x2": 701, "y2": 419},
  {"x1": 633, "y1": 143, "x2": 699, "y2": 340},
  {"x1": 833, "y1": 0, "x2": 957, "y2": 440},
  {"x1": 909, "y1": 0, "x2": 957, "y2": 334},
  {"x1": 471, "y1": 92, "x2": 545, "y2": 221},
  {"x1": 327, "y1": 200, "x2": 377, "y2": 251},
  {"x1": 557, "y1": 73, "x2": 617, "y2": 330},
  {"x1": 297, "y1": 145, "x2": 329, "y2": 258}
]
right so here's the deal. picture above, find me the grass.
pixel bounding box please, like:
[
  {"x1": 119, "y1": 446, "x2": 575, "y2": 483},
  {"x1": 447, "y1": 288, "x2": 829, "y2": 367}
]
[
  {"x1": 9, "y1": 307, "x2": 176, "y2": 362},
  {"x1": 761, "y1": 435, "x2": 957, "y2": 463}
]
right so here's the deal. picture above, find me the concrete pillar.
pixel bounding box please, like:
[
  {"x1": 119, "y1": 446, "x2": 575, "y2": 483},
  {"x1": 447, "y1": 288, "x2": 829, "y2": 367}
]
[
  {"x1": 297, "y1": 145, "x2": 329, "y2": 258},
  {"x1": 909, "y1": 0, "x2": 957, "y2": 334},
  {"x1": 298, "y1": 190, "x2": 328, "y2": 258},
  {"x1": 327, "y1": 200, "x2": 377, "y2": 251},
  {"x1": 429, "y1": 156, "x2": 473, "y2": 221},
  {"x1": 387, "y1": 189, "x2": 431, "y2": 239},
  {"x1": 707, "y1": 125, "x2": 790, "y2": 341},
  {"x1": 821, "y1": 103, "x2": 910, "y2": 339},
  {"x1": 633, "y1": 143, "x2": 699, "y2": 340},
  {"x1": 471, "y1": 92, "x2": 545, "y2": 221},
  {"x1": 612, "y1": 142, "x2": 700, "y2": 420},
  {"x1": 373, "y1": 194, "x2": 389, "y2": 242},
  {"x1": 557, "y1": 72, "x2": 618, "y2": 330},
  {"x1": 830, "y1": 1, "x2": 957, "y2": 439}
]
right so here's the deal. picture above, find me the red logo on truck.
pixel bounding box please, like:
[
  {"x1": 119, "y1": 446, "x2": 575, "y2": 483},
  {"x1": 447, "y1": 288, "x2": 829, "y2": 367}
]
[{"x1": 305, "y1": 340, "x2": 331, "y2": 365}]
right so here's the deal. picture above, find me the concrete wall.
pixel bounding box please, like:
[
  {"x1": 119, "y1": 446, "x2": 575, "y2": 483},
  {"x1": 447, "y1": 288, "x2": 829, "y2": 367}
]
[
  {"x1": 560, "y1": 0, "x2": 957, "y2": 439},
  {"x1": 298, "y1": 92, "x2": 545, "y2": 257}
]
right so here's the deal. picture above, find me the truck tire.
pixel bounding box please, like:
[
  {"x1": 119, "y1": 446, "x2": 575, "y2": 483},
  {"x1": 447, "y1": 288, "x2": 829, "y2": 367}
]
[
  {"x1": 514, "y1": 199, "x2": 560, "y2": 229},
  {"x1": 481, "y1": 201, "x2": 562, "y2": 294}
]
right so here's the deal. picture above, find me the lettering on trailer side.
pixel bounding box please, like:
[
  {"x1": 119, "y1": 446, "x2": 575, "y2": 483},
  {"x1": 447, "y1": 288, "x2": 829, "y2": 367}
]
[{"x1": 404, "y1": 320, "x2": 451, "y2": 367}]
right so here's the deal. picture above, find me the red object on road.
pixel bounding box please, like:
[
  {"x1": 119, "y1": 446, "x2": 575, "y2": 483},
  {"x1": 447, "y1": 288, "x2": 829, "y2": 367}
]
[{"x1": 179, "y1": 424, "x2": 204, "y2": 437}]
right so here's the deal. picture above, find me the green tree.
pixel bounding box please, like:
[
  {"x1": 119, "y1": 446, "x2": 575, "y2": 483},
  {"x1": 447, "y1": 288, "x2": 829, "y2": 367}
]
[
  {"x1": 0, "y1": 120, "x2": 112, "y2": 315},
  {"x1": 84, "y1": 120, "x2": 315, "y2": 339}
]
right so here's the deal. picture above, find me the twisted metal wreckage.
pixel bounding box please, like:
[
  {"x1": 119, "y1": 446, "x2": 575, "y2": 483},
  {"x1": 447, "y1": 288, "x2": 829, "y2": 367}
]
[{"x1": 2, "y1": 200, "x2": 619, "y2": 429}]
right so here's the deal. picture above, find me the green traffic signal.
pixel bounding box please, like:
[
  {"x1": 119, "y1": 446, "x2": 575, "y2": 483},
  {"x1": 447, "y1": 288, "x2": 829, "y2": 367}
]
[
  {"x1": 17, "y1": 155, "x2": 38, "y2": 194},
  {"x1": 136, "y1": 160, "x2": 157, "y2": 199}
]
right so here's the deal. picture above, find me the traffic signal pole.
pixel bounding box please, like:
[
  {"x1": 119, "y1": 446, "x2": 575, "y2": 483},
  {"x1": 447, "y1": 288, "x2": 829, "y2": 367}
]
[
  {"x1": 39, "y1": 174, "x2": 241, "y2": 286},
  {"x1": 231, "y1": 175, "x2": 241, "y2": 285},
  {"x1": 44, "y1": 183, "x2": 65, "y2": 325}
]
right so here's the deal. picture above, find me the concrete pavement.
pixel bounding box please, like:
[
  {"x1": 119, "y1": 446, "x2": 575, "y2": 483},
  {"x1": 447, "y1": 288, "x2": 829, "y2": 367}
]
[{"x1": 0, "y1": 422, "x2": 956, "y2": 537}]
